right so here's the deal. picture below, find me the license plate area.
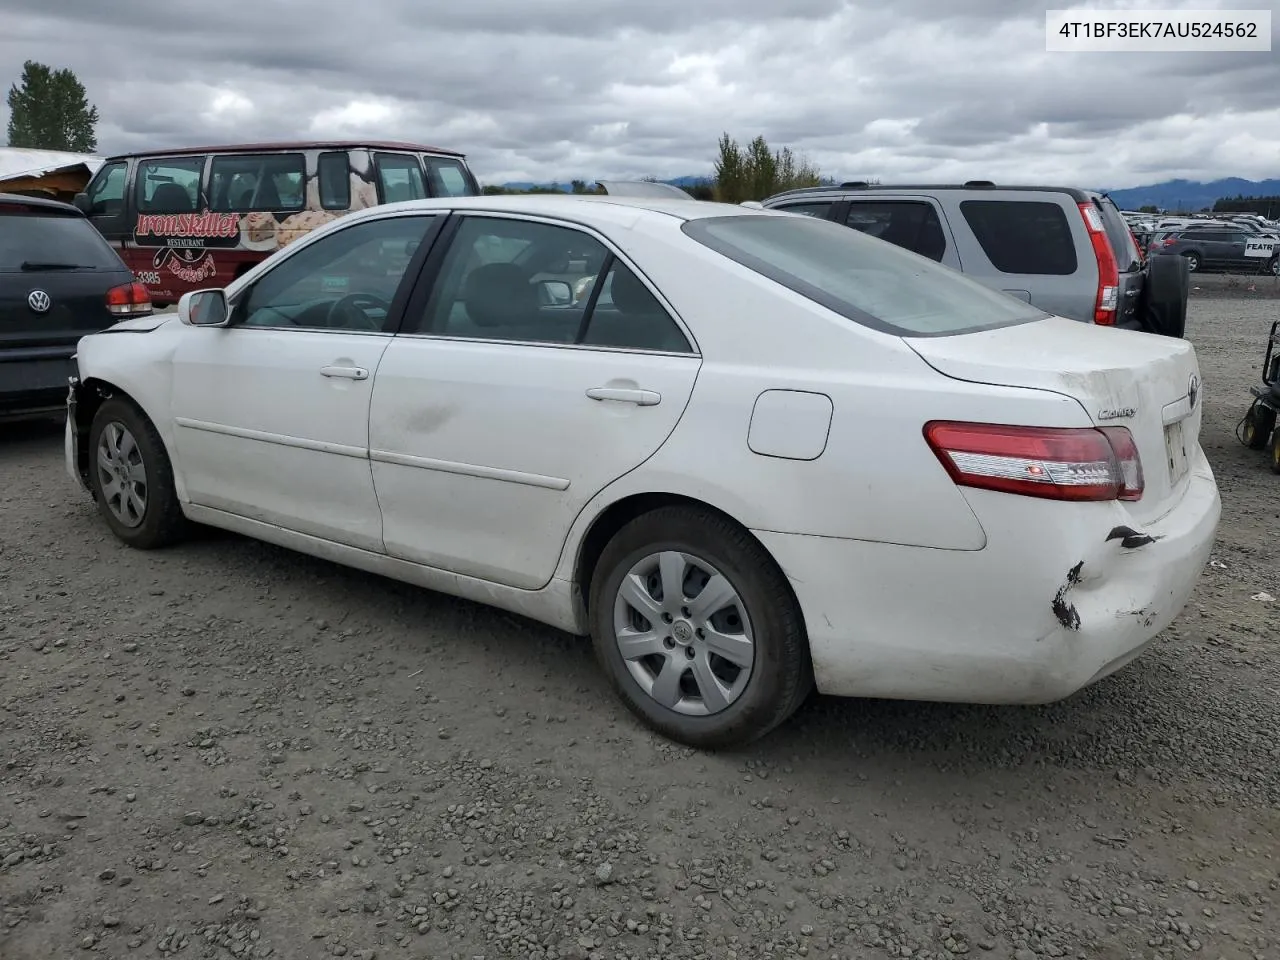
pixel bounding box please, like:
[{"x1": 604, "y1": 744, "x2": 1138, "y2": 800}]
[{"x1": 1164, "y1": 418, "x2": 1189, "y2": 485}]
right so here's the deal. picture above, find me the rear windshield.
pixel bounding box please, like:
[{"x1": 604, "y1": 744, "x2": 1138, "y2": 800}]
[
  {"x1": 0, "y1": 210, "x2": 123, "y2": 272},
  {"x1": 681, "y1": 214, "x2": 1048, "y2": 337}
]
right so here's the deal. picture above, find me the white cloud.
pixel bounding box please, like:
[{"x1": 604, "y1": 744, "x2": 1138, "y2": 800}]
[{"x1": 1, "y1": 0, "x2": 1276, "y2": 186}]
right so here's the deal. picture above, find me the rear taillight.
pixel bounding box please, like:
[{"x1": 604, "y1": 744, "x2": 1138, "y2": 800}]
[
  {"x1": 1078, "y1": 202, "x2": 1119, "y2": 326},
  {"x1": 924, "y1": 421, "x2": 1144, "y2": 503},
  {"x1": 105, "y1": 281, "x2": 152, "y2": 318},
  {"x1": 1161, "y1": 236, "x2": 1178, "y2": 247}
]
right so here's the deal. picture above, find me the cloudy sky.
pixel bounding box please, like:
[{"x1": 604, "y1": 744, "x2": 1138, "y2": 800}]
[{"x1": 2, "y1": 0, "x2": 1278, "y2": 187}]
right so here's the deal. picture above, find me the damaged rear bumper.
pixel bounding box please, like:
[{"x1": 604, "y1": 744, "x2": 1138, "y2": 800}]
[{"x1": 753, "y1": 451, "x2": 1220, "y2": 704}]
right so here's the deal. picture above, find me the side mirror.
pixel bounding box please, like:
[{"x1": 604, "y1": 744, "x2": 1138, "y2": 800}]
[
  {"x1": 178, "y1": 288, "x2": 231, "y2": 327},
  {"x1": 538, "y1": 279, "x2": 573, "y2": 306},
  {"x1": 72, "y1": 193, "x2": 91, "y2": 214}
]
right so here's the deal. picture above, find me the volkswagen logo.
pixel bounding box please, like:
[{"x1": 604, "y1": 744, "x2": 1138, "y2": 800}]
[
  {"x1": 1187, "y1": 373, "x2": 1200, "y2": 409},
  {"x1": 27, "y1": 289, "x2": 52, "y2": 314}
]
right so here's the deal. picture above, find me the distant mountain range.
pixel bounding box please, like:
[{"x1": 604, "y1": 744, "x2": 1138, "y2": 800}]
[{"x1": 496, "y1": 175, "x2": 1280, "y2": 213}]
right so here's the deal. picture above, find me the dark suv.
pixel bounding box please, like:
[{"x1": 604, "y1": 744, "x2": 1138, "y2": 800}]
[
  {"x1": 762, "y1": 181, "x2": 1189, "y2": 337},
  {"x1": 1, "y1": 194, "x2": 152, "y2": 421},
  {"x1": 1148, "y1": 224, "x2": 1279, "y2": 275}
]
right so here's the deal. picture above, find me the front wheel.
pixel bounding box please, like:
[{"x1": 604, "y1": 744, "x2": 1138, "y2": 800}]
[
  {"x1": 1268, "y1": 255, "x2": 1279, "y2": 277},
  {"x1": 88, "y1": 398, "x2": 188, "y2": 549},
  {"x1": 588, "y1": 506, "x2": 813, "y2": 749},
  {"x1": 1183, "y1": 252, "x2": 1200, "y2": 272},
  {"x1": 1242, "y1": 404, "x2": 1276, "y2": 450},
  {"x1": 1271, "y1": 427, "x2": 1280, "y2": 475}
]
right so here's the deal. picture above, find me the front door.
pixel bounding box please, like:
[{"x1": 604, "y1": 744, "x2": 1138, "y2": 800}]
[
  {"x1": 369, "y1": 213, "x2": 702, "y2": 589},
  {"x1": 170, "y1": 212, "x2": 440, "y2": 551}
]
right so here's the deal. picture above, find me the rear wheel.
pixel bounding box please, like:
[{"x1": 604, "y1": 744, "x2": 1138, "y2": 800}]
[
  {"x1": 1242, "y1": 404, "x2": 1276, "y2": 450},
  {"x1": 1268, "y1": 255, "x2": 1279, "y2": 277},
  {"x1": 88, "y1": 398, "x2": 188, "y2": 549},
  {"x1": 588, "y1": 506, "x2": 812, "y2": 749}
]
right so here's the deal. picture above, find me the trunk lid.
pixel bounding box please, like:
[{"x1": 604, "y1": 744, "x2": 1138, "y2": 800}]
[
  {"x1": 907, "y1": 315, "x2": 1202, "y2": 524},
  {"x1": 0, "y1": 268, "x2": 136, "y2": 351}
]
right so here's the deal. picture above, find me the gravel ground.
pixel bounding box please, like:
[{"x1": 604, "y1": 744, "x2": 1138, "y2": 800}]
[{"x1": 2, "y1": 297, "x2": 1278, "y2": 960}]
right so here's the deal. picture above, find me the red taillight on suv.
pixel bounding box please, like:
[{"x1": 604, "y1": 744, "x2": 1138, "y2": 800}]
[
  {"x1": 105, "y1": 281, "x2": 152, "y2": 318},
  {"x1": 1077, "y1": 202, "x2": 1119, "y2": 326},
  {"x1": 924, "y1": 421, "x2": 1144, "y2": 502}
]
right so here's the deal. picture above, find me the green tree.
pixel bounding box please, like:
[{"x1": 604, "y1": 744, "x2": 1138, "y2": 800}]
[
  {"x1": 6, "y1": 60, "x2": 100, "y2": 152},
  {"x1": 712, "y1": 132, "x2": 824, "y2": 203}
]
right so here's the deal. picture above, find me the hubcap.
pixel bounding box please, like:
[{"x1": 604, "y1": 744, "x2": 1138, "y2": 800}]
[
  {"x1": 96, "y1": 422, "x2": 147, "y2": 528},
  {"x1": 612, "y1": 550, "x2": 755, "y2": 716}
]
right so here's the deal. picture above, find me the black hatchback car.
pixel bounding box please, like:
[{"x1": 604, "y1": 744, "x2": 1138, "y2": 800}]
[{"x1": 1, "y1": 193, "x2": 152, "y2": 421}]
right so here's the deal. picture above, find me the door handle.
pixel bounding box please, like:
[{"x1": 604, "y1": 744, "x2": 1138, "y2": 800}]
[
  {"x1": 320, "y1": 364, "x2": 369, "y2": 380},
  {"x1": 586, "y1": 386, "x2": 661, "y2": 406}
]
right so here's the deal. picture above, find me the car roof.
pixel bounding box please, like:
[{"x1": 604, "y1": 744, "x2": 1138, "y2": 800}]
[
  {"x1": 765, "y1": 183, "x2": 1098, "y2": 203},
  {"x1": 345, "y1": 192, "x2": 764, "y2": 227},
  {"x1": 100, "y1": 140, "x2": 465, "y2": 160},
  {"x1": 0, "y1": 191, "x2": 84, "y2": 215}
]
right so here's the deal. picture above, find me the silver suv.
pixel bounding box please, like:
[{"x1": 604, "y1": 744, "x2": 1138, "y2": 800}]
[{"x1": 761, "y1": 181, "x2": 1188, "y2": 338}]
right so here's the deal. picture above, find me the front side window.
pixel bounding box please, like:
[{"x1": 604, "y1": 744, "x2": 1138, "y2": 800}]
[
  {"x1": 85, "y1": 161, "x2": 127, "y2": 217},
  {"x1": 209, "y1": 153, "x2": 306, "y2": 212},
  {"x1": 136, "y1": 157, "x2": 205, "y2": 212},
  {"x1": 375, "y1": 153, "x2": 427, "y2": 203},
  {"x1": 682, "y1": 213, "x2": 1047, "y2": 338},
  {"x1": 843, "y1": 200, "x2": 947, "y2": 262},
  {"x1": 236, "y1": 215, "x2": 435, "y2": 332},
  {"x1": 959, "y1": 199, "x2": 1078, "y2": 276}
]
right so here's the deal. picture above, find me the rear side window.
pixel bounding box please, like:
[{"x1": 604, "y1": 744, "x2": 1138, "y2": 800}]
[
  {"x1": 209, "y1": 153, "x2": 305, "y2": 212},
  {"x1": 424, "y1": 157, "x2": 477, "y2": 197},
  {"x1": 843, "y1": 201, "x2": 947, "y2": 262},
  {"x1": 137, "y1": 157, "x2": 205, "y2": 212},
  {"x1": 1094, "y1": 197, "x2": 1141, "y2": 271},
  {"x1": 317, "y1": 152, "x2": 351, "y2": 209},
  {"x1": 681, "y1": 214, "x2": 1046, "y2": 337},
  {"x1": 0, "y1": 210, "x2": 123, "y2": 272},
  {"x1": 959, "y1": 199, "x2": 1078, "y2": 275},
  {"x1": 774, "y1": 201, "x2": 835, "y2": 219},
  {"x1": 375, "y1": 153, "x2": 428, "y2": 203}
]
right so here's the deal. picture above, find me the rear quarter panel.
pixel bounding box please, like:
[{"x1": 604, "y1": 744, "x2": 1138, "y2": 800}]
[{"x1": 554, "y1": 220, "x2": 1096, "y2": 578}]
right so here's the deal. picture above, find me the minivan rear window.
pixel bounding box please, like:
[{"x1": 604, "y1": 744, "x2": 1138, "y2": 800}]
[
  {"x1": 0, "y1": 211, "x2": 124, "y2": 272},
  {"x1": 681, "y1": 213, "x2": 1047, "y2": 337},
  {"x1": 959, "y1": 200, "x2": 1078, "y2": 276}
]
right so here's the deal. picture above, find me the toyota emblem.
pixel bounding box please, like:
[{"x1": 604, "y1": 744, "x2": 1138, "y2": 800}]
[
  {"x1": 27, "y1": 289, "x2": 52, "y2": 313},
  {"x1": 1187, "y1": 373, "x2": 1200, "y2": 409}
]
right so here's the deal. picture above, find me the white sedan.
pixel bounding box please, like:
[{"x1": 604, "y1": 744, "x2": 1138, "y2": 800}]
[{"x1": 65, "y1": 194, "x2": 1221, "y2": 748}]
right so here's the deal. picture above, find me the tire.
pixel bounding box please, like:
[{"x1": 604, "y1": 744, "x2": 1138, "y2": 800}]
[
  {"x1": 1183, "y1": 251, "x2": 1200, "y2": 272},
  {"x1": 1141, "y1": 254, "x2": 1190, "y2": 337},
  {"x1": 1271, "y1": 428, "x2": 1280, "y2": 475},
  {"x1": 1243, "y1": 404, "x2": 1276, "y2": 450},
  {"x1": 588, "y1": 505, "x2": 813, "y2": 749},
  {"x1": 88, "y1": 397, "x2": 188, "y2": 549},
  {"x1": 1269, "y1": 256, "x2": 1279, "y2": 278}
]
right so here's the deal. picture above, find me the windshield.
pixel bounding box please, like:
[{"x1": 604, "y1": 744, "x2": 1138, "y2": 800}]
[
  {"x1": 681, "y1": 213, "x2": 1048, "y2": 337},
  {"x1": 1094, "y1": 196, "x2": 1142, "y2": 271},
  {"x1": 0, "y1": 210, "x2": 123, "y2": 272}
]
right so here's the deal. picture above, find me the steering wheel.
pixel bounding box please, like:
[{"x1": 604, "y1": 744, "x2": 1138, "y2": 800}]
[{"x1": 328, "y1": 293, "x2": 392, "y2": 331}]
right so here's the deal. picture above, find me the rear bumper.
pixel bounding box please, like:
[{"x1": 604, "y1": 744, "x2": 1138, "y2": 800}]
[
  {"x1": 0, "y1": 349, "x2": 77, "y2": 419},
  {"x1": 754, "y1": 451, "x2": 1221, "y2": 704}
]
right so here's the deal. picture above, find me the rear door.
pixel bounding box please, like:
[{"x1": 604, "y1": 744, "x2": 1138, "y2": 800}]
[{"x1": 369, "y1": 212, "x2": 701, "y2": 590}]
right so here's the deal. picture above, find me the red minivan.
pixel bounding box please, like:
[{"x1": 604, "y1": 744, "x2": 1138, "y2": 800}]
[{"x1": 74, "y1": 140, "x2": 480, "y2": 306}]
